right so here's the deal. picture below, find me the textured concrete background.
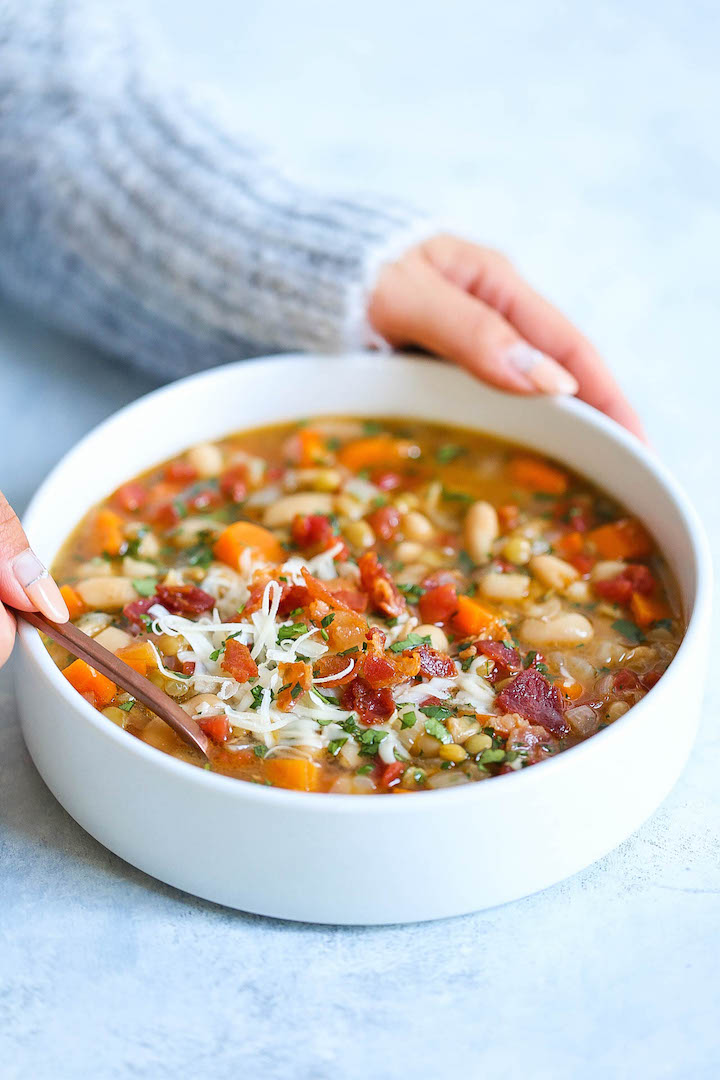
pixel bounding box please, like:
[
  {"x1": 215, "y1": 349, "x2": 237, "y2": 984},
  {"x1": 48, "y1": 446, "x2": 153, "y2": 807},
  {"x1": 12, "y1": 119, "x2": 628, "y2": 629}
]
[{"x1": 1, "y1": 1, "x2": 719, "y2": 1076}]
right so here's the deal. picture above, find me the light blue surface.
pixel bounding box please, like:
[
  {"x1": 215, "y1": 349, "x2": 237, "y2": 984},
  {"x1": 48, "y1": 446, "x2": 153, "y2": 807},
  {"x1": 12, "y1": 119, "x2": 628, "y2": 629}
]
[{"x1": 1, "y1": 2, "x2": 719, "y2": 1076}]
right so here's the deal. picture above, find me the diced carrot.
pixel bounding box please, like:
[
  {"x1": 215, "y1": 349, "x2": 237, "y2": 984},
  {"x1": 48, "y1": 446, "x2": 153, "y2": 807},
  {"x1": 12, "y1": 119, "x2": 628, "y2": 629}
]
[
  {"x1": 630, "y1": 593, "x2": 671, "y2": 628},
  {"x1": 213, "y1": 521, "x2": 285, "y2": 567},
  {"x1": 587, "y1": 518, "x2": 652, "y2": 560},
  {"x1": 451, "y1": 594, "x2": 505, "y2": 640},
  {"x1": 115, "y1": 641, "x2": 156, "y2": 676},
  {"x1": 198, "y1": 716, "x2": 231, "y2": 743},
  {"x1": 560, "y1": 680, "x2": 584, "y2": 702},
  {"x1": 264, "y1": 757, "x2": 321, "y2": 792},
  {"x1": 555, "y1": 530, "x2": 584, "y2": 559},
  {"x1": 63, "y1": 659, "x2": 116, "y2": 708},
  {"x1": 509, "y1": 455, "x2": 568, "y2": 495},
  {"x1": 90, "y1": 508, "x2": 125, "y2": 556},
  {"x1": 60, "y1": 584, "x2": 86, "y2": 620},
  {"x1": 298, "y1": 429, "x2": 327, "y2": 467},
  {"x1": 337, "y1": 435, "x2": 415, "y2": 472},
  {"x1": 498, "y1": 504, "x2": 520, "y2": 532}
]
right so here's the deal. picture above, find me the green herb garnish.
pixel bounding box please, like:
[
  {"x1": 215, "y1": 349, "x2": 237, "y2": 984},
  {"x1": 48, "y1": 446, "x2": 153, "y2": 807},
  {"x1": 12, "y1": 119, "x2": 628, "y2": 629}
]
[
  {"x1": 118, "y1": 699, "x2": 135, "y2": 712},
  {"x1": 612, "y1": 618, "x2": 645, "y2": 645},
  {"x1": 277, "y1": 622, "x2": 308, "y2": 642},
  {"x1": 328, "y1": 738, "x2": 348, "y2": 757},
  {"x1": 436, "y1": 444, "x2": 464, "y2": 464},
  {"x1": 400, "y1": 709, "x2": 417, "y2": 729},
  {"x1": 131, "y1": 577, "x2": 157, "y2": 597},
  {"x1": 389, "y1": 632, "x2": 431, "y2": 653},
  {"x1": 423, "y1": 716, "x2": 452, "y2": 743},
  {"x1": 253, "y1": 744, "x2": 268, "y2": 758}
]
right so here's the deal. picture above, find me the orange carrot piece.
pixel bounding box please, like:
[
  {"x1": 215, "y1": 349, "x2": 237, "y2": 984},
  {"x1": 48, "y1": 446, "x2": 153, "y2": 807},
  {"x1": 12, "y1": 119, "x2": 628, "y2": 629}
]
[
  {"x1": 264, "y1": 757, "x2": 321, "y2": 792},
  {"x1": 60, "y1": 584, "x2": 86, "y2": 620},
  {"x1": 337, "y1": 436, "x2": 414, "y2": 472},
  {"x1": 298, "y1": 429, "x2": 328, "y2": 467},
  {"x1": 63, "y1": 659, "x2": 116, "y2": 708},
  {"x1": 630, "y1": 593, "x2": 671, "y2": 628},
  {"x1": 452, "y1": 595, "x2": 505, "y2": 640},
  {"x1": 213, "y1": 521, "x2": 285, "y2": 567},
  {"x1": 555, "y1": 531, "x2": 585, "y2": 559},
  {"x1": 115, "y1": 641, "x2": 156, "y2": 676},
  {"x1": 588, "y1": 518, "x2": 652, "y2": 560},
  {"x1": 560, "y1": 680, "x2": 584, "y2": 702},
  {"x1": 509, "y1": 455, "x2": 568, "y2": 495},
  {"x1": 90, "y1": 508, "x2": 125, "y2": 556}
]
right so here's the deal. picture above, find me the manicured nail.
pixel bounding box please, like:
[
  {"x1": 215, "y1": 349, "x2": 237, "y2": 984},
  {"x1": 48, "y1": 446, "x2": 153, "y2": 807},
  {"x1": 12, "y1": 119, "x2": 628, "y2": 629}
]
[
  {"x1": 12, "y1": 548, "x2": 69, "y2": 622},
  {"x1": 505, "y1": 343, "x2": 579, "y2": 396}
]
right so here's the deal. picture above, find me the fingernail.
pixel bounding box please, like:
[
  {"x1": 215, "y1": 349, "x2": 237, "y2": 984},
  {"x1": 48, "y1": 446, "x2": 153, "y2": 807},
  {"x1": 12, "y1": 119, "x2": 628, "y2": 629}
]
[
  {"x1": 504, "y1": 343, "x2": 579, "y2": 396},
  {"x1": 12, "y1": 549, "x2": 69, "y2": 622}
]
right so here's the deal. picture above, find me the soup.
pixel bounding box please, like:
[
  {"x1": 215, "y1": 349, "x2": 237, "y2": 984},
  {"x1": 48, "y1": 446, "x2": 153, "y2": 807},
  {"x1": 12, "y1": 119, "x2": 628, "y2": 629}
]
[{"x1": 49, "y1": 418, "x2": 683, "y2": 793}]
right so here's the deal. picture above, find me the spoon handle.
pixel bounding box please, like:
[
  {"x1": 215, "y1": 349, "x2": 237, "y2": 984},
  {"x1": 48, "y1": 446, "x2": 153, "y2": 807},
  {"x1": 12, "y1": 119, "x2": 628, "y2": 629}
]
[{"x1": 16, "y1": 608, "x2": 210, "y2": 758}]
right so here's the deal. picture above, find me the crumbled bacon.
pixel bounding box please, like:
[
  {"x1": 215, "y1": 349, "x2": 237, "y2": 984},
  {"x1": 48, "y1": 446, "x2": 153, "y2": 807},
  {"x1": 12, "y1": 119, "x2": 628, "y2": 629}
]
[
  {"x1": 413, "y1": 644, "x2": 456, "y2": 679},
  {"x1": 340, "y1": 677, "x2": 395, "y2": 725},
  {"x1": 312, "y1": 654, "x2": 358, "y2": 686},
  {"x1": 474, "y1": 639, "x2": 522, "y2": 682},
  {"x1": 358, "y1": 552, "x2": 406, "y2": 618},
  {"x1": 360, "y1": 650, "x2": 420, "y2": 689},
  {"x1": 154, "y1": 584, "x2": 216, "y2": 615},
  {"x1": 322, "y1": 580, "x2": 368, "y2": 613},
  {"x1": 291, "y1": 514, "x2": 347, "y2": 559},
  {"x1": 302, "y1": 568, "x2": 360, "y2": 613},
  {"x1": 122, "y1": 597, "x2": 155, "y2": 628},
  {"x1": 594, "y1": 565, "x2": 655, "y2": 606},
  {"x1": 276, "y1": 661, "x2": 313, "y2": 711},
  {"x1": 495, "y1": 668, "x2": 569, "y2": 736},
  {"x1": 221, "y1": 639, "x2": 258, "y2": 682}
]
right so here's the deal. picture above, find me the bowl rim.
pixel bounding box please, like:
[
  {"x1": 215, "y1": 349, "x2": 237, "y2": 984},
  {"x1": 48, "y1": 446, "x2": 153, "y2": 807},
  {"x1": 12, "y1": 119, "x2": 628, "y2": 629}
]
[{"x1": 18, "y1": 352, "x2": 713, "y2": 814}]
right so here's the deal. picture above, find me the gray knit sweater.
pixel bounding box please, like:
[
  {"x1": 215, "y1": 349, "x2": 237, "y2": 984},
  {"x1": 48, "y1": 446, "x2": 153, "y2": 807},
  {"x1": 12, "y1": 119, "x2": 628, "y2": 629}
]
[{"x1": 0, "y1": 0, "x2": 430, "y2": 377}]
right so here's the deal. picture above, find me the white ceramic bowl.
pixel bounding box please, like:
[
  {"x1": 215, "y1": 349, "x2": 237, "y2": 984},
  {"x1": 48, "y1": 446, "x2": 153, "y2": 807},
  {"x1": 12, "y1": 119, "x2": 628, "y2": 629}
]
[{"x1": 16, "y1": 354, "x2": 711, "y2": 924}]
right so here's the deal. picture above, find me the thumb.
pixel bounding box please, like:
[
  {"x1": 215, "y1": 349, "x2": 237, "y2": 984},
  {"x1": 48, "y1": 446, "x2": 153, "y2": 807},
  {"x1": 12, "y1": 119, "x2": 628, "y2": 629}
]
[{"x1": 0, "y1": 492, "x2": 68, "y2": 621}]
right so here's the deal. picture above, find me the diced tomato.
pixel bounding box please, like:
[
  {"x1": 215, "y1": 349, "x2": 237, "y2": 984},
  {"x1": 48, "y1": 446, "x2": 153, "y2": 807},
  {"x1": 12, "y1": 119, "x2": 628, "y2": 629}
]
[
  {"x1": 570, "y1": 553, "x2": 595, "y2": 577},
  {"x1": 322, "y1": 580, "x2": 368, "y2": 613},
  {"x1": 112, "y1": 482, "x2": 147, "y2": 513},
  {"x1": 612, "y1": 669, "x2": 641, "y2": 694},
  {"x1": 474, "y1": 639, "x2": 522, "y2": 682},
  {"x1": 361, "y1": 653, "x2": 399, "y2": 688},
  {"x1": 164, "y1": 461, "x2": 198, "y2": 483},
  {"x1": 340, "y1": 678, "x2": 395, "y2": 725},
  {"x1": 221, "y1": 639, "x2": 258, "y2": 682},
  {"x1": 302, "y1": 568, "x2": 364, "y2": 614},
  {"x1": 594, "y1": 564, "x2": 655, "y2": 606},
  {"x1": 155, "y1": 584, "x2": 215, "y2": 615},
  {"x1": 219, "y1": 465, "x2": 248, "y2": 503},
  {"x1": 378, "y1": 761, "x2": 405, "y2": 789},
  {"x1": 497, "y1": 504, "x2": 520, "y2": 532},
  {"x1": 418, "y1": 583, "x2": 458, "y2": 625},
  {"x1": 555, "y1": 530, "x2": 585, "y2": 559},
  {"x1": 148, "y1": 500, "x2": 184, "y2": 528},
  {"x1": 122, "y1": 597, "x2": 155, "y2": 627},
  {"x1": 641, "y1": 669, "x2": 663, "y2": 690},
  {"x1": 496, "y1": 668, "x2": 568, "y2": 736},
  {"x1": 291, "y1": 514, "x2": 346, "y2": 559},
  {"x1": 372, "y1": 471, "x2": 403, "y2": 491},
  {"x1": 198, "y1": 715, "x2": 231, "y2": 743},
  {"x1": 181, "y1": 661, "x2": 196, "y2": 676},
  {"x1": 358, "y1": 551, "x2": 406, "y2": 618},
  {"x1": 367, "y1": 504, "x2": 401, "y2": 541},
  {"x1": 413, "y1": 644, "x2": 456, "y2": 679}
]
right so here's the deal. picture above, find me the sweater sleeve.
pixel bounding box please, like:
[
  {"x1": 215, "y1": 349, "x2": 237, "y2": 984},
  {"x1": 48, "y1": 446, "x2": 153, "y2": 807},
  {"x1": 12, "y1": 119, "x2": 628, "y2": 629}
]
[{"x1": 0, "y1": 0, "x2": 432, "y2": 378}]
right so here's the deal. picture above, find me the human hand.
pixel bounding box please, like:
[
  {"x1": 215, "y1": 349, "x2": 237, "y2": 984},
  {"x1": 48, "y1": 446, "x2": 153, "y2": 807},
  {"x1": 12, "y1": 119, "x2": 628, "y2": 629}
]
[
  {"x1": 0, "y1": 492, "x2": 68, "y2": 667},
  {"x1": 368, "y1": 233, "x2": 644, "y2": 439}
]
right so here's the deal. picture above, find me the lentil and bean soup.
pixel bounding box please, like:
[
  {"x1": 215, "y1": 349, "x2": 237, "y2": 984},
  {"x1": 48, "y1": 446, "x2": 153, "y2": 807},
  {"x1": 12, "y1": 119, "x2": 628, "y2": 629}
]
[{"x1": 50, "y1": 418, "x2": 683, "y2": 793}]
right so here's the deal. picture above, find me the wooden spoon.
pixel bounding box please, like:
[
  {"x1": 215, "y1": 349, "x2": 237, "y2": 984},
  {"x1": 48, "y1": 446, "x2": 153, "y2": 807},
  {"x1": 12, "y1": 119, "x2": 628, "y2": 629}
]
[{"x1": 16, "y1": 608, "x2": 211, "y2": 758}]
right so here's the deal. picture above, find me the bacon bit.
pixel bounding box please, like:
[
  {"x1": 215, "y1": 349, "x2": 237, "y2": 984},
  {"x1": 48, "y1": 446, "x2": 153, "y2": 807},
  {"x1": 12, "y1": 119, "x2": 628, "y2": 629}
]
[
  {"x1": 112, "y1": 482, "x2": 147, "y2": 513},
  {"x1": 198, "y1": 715, "x2": 231, "y2": 743},
  {"x1": 164, "y1": 461, "x2": 198, "y2": 483},
  {"x1": 291, "y1": 514, "x2": 347, "y2": 559},
  {"x1": 372, "y1": 470, "x2": 403, "y2": 491},
  {"x1": 122, "y1": 597, "x2": 155, "y2": 628},
  {"x1": 312, "y1": 654, "x2": 358, "y2": 686},
  {"x1": 219, "y1": 465, "x2": 248, "y2": 503},
  {"x1": 325, "y1": 610, "x2": 368, "y2": 654},
  {"x1": 322, "y1": 580, "x2": 367, "y2": 613},
  {"x1": 612, "y1": 669, "x2": 641, "y2": 694},
  {"x1": 358, "y1": 551, "x2": 406, "y2": 618},
  {"x1": 594, "y1": 564, "x2": 655, "y2": 606},
  {"x1": 474, "y1": 640, "x2": 522, "y2": 682},
  {"x1": 155, "y1": 584, "x2": 216, "y2": 615},
  {"x1": 340, "y1": 678, "x2": 395, "y2": 725},
  {"x1": 360, "y1": 650, "x2": 421, "y2": 689},
  {"x1": 242, "y1": 578, "x2": 310, "y2": 619},
  {"x1": 276, "y1": 661, "x2": 313, "y2": 711},
  {"x1": 495, "y1": 668, "x2": 569, "y2": 736},
  {"x1": 301, "y1": 568, "x2": 357, "y2": 613},
  {"x1": 221, "y1": 639, "x2": 258, "y2": 682},
  {"x1": 378, "y1": 761, "x2": 405, "y2": 789},
  {"x1": 365, "y1": 626, "x2": 387, "y2": 654},
  {"x1": 498, "y1": 504, "x2": 520, "y2": 532},
  {"x1": 367, "y1": 504, "x2": 401, "y2": 541},
  {"x1": 418, "y1": 583, "x2": 458, "y2": 625},
  {"x1": 413, "y1": 644, "x2": 456, "y2": 679}
]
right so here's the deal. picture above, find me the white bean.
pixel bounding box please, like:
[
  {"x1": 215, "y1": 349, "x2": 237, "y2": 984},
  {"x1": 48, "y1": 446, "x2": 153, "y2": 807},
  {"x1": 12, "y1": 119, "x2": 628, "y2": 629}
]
[
  {"x1": 520, "y1": 612, "x2": 594, "y2": 648},
  {"x1": 187, "y1": 442, "x2": 223, "y2": 478},
  {"x1": 264, "y1": 492, "x2": 334, "y2": 526},
  {"x1": 94, "y1": 626, "x2": 133, "y2": 652},
  {"x1": 480, "y1": 571, "x2": 530, "y2": 601},
  {"x1": 76, "y1": 577, "x2": 138, "y2": 611},
  {"x1": 591, "y1": 560, "x2": 627, "y2": 582},
  {"x1": 172, "y1": 517, "x2": 223, "y2": 548},
  {"x1": 464, "y1": 501, "x2": 498, "y2": 564},
  {"x1": 565, "y1": 580, "x2": 593, "y2": 604},
  {"x1": 122, "y1": 556, "x2": 158, "y2": 578},
  {"x1": 395, "y1": 540, "x2": 424, "y2": 563},
  {"x1": 402, "y1": 511, "x2": 435, "y2": 542},
  {"x1": 530, "y1": 554, "x2": 579, "y2": 591},
  {"x1": 415, "y1": 623, "x2": 450, "y2": 651}
]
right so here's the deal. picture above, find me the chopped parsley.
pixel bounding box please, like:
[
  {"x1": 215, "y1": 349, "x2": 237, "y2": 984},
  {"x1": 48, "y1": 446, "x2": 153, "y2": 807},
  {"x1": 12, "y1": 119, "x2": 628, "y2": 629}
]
[
  {"x1": 423, "y1": 716, "x2": 452, "y2": 743},
  {"x1": 118, "y1": 699, "x2": 135, "y2": 712},
  {"x1": 328, "y1": 738, "x2": 348, "y2": 757},
  {"x1": 398, "y1": 583, "x2": 425, "y2": 602},
  {"x1": 131, "y1": 577, "x2": 157, "y2": 597},
  {"x1": 436, "y1": 443, "x2": 465, "y2": 464},
  {"x1": 253, "y1": 744, "x2": 268, "y2": 758},
  {"x1": 389, "y1": 632, "x2": 431, "y2": 653},
  {"x1": 249, "y1": 685, "x2": 269, "y2": 711},
  {"x1": 186, "y1": 542, "x2": 214, "y2": 569},
  {"x1": 400, "y1": 709, "x2": 418, "y2": 729},
  {"x1": 478, "y1": 748, "x2": 506, "y2": 765},
  {"x1": 363, "y1": 420, "x2": 382, "y2": 435},
  {"x1": 652, "y1": 618, "x2": 672, "y2": 631},
  {"x1": 320, "y1": 612, "x2": 336, "y2": 628},
  {"x1": 420, "y1": 704, "x2": 452, "y2": 722},
  {"x1": 356, "y1": 764, "x2": 374, "y2": 776},
  {"x1": 358, "y1": 729, "x2": 388, "y2": 756},
  {"x1": 442, "y1": 488, "x2": 474, "y2": 503},
  {"x1": 277, "y1": 622, "x2": 308, "y2": 642},
  {"x1": 612, "y1": 618, "x2": 645, "y2": 645}
]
